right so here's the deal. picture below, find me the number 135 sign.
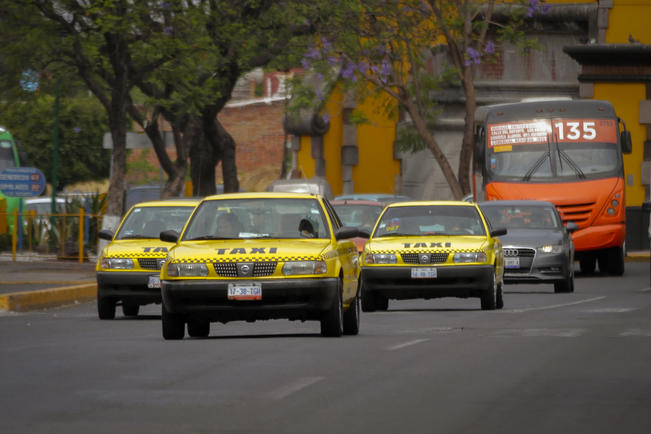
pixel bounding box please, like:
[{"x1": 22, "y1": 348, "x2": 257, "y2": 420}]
[{"x1": 552, "y1": 119, "x2": 617, "y2": 143}]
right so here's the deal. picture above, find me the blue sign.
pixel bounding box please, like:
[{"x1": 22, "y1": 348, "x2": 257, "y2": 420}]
[{"x1": 0, "y1": 167, "x2": 46, "y2": 197}]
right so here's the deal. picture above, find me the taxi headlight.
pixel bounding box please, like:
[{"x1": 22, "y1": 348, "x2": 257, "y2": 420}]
[
  {"x1": 282, "y1": 261, "x2": 327, "y2": 275},
  {"x1": 539, "y1": 244, "x2": 563, "y2": 254},
  {"x1": 365, "y1": 253, "x2": 397, "y2": 264},
  {"x1": 167, "y1": 263, "x2": 208, "y2": 277},
  {"x1": 101, "y1": 257, "x2": 134, "y2": 269},
  {"x1": 453, "y1": 252, "x2": 487, "y2": 263}
]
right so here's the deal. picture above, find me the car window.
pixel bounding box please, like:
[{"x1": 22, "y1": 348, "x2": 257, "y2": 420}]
[
  {"x1": 116, "y1": 206, "x2": 194, "y2": 239},
  {"x1": 332, "y1": 204, "x2": 381, "y2": 231},
  {"x1": 481, "y1": 205, "x2": 559, "y2": 230},
  {"x1": 182, "y1": 198, "x2": 331, "y2": 240},
  {"x1": 374, "y1": 205, "x2": 486, "y2": 237}
]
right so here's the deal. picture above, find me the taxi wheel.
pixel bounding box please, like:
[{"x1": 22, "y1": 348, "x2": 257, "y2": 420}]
[
  {"x1": 343, "y1": 292, "x2": 360, "y2": 335},
  {"x1": 162, "y1": 306, "x2": 185, "y2": 340},
  {"x1": 321, "y1": 283, "x2": 343, "y2": 337},
  {"x1": 496, "y1": 282, "x2": 504, "y2": 310},
  {"x1": 97, "y1": 296, "x2": 116, "y2": 320},
  {"x1": 122, "y1": 303, "x2": 140, "y2": 317},
  {"x1": 187, "y1": 320, "x2": 210, "y2": 338},
  {"x1": 480, "y1": 272, "x2": 497, "y2": 310}
]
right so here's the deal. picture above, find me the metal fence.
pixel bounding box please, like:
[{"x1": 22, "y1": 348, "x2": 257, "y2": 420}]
[{"x1": 0, "y1": 208, "x2": 103, "y2": 262}]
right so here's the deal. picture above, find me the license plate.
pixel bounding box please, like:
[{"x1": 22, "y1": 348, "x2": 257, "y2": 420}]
[
  {"x1": 411, "y1": 267, "x2": 437, "y2": 279},
  {"x1": 228, "y1": 283, "x2": 262, "y2": 300},
  {"x1": 148, "y1": 275, "x2": 161, "y2": 289},
  {"x1": 505, "y1": 257, "x2": 520, "y2": 269}
]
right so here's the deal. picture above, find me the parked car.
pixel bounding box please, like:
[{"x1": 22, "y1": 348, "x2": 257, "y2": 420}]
[
  {"x1": 158, "y1": 192, "x2": 367, "y2": 339},
  {"x1": 478, "y1": 200, "x2": 577, "y2": 293},
  {"x1": 361, "y1": 200, "x2": 506, "y2": 311},
  {"x1": 331, "y1": 199, "x2": 384, "y2": 252},
  {"x1": 95, "y1": 199, "x2": 200, "y2": 319}
]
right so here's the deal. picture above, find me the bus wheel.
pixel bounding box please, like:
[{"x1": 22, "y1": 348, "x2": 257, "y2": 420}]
[{"x1": 579, "y1": 256, "x2": 596, "y2": 274}]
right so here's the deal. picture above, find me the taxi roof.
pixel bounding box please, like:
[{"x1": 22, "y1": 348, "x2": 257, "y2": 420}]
[
  {"x1": 130, "y1": 198, "x2": 201, "y2": 207},
  {"x1": 385, "y1": 200, "x2": 477, "y2": 208},
  {"x1": 201, "y1": 192, "x2": 323, "y2": 201}
]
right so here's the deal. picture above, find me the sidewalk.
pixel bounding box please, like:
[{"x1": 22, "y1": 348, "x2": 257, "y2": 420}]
[
  {"x1": 0, "y1": 252, "x2": 649, "y2": 312},
  {"x1": 0, "y1": 256, "x2": 97, "y2": 312}
]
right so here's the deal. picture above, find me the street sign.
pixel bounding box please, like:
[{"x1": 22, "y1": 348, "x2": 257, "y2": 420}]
[{"x1": 0, "y1": 167, "x2": 46, "y2": 197}]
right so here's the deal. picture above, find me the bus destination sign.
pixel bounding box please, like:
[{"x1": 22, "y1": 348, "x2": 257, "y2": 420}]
[{"x1": 0, "y1": 167, "x2": 46, "y2": 197}]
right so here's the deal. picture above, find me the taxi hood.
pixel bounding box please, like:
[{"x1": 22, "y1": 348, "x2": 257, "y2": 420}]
[
  {"x1": 171, "y1": 238, "x2": 333, "y2": 262},
  {"x1": 102, "y1": 239, "x2": 173, "y2": 258},
  {"x1": 366, "y1": 236, "x2": 488, "y2": 252}
]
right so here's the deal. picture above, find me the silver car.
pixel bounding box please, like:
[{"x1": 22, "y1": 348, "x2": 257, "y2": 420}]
[{"x1": 479, "y1": 200, "x2": 578, "y2": 293}]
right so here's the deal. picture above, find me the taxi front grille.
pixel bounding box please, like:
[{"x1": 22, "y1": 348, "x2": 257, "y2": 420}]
[
  {"x1": 213, "y1": 262, "x2": 278, "y2": 277},
  {"x1": 401, "y1": 253, "x2": 449, "y2": 264},
  {"x1": 138, "y1": 258, "x2": 162, "y2": 270}
]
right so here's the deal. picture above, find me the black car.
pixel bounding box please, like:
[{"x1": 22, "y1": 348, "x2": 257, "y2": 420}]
[{"x1": 479, "y1": 200, "x2": 578, "y2": 293}]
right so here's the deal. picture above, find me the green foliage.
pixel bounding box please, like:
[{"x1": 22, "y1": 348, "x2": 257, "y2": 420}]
[{"x1": 0, "y1": 96, "x2": 110, "y2": 190}]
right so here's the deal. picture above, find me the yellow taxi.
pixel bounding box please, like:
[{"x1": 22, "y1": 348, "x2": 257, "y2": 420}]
[
  {"x1": 361, "y1": 201, "x2": 506, "y2": 311},
  {"x1": 159, "y1": 192, "x2": 367, "y2": 340},
  {"x1": 96, "y1": 199, "x2": 200, "y2": 319}
]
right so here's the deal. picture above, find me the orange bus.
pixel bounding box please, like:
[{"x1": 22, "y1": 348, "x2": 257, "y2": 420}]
[{"x1": 472, "y1": 99, "x2": 632, "y2": 275}]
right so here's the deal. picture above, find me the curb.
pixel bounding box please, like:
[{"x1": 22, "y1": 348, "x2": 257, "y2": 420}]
[
  {"x1": 626, "y1": 254, "x2": 650, "y2": 263},
  {"x1": 0, "y1": 283, "x2": 97, "y2": 312}
]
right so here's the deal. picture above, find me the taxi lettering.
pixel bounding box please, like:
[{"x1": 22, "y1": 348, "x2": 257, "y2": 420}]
[
  {"x1": 403, "y1": 242, "x2": 451, "y2": 248},
  {"x1": 143, "y1": 247, "x2": 168, "y2": 253},
  {"x1": 215, "y1": 247, "x2": 278, "y2": 254}
]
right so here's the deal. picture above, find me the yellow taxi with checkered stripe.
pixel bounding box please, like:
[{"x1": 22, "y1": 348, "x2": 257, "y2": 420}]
[
  {"x1": 158, "y1": 192, "x2": 367, "y2": 339},
  {"x1": 361, "y1": 201, "x2": 506, "y2": 311},
  {"x1": 96, "y1": 199, "x2": 200, "y2": 319}
]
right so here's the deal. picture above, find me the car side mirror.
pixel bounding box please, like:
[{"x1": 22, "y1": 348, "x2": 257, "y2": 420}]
[
  {"x1": 98, "y1": 229, "x2": 114, "y2": 241},
  {"x1": 565, "y1": 222, "x2": 579, "y2": 233},
  {"x1": 160, "y1": 230, "x2": 179, "y2": 243},
  {"x1": 335, "y1": 226, "x2": 369, "y2": 240},
  {"x1": 490, "y1": 227, "x2": 507, "y2": 237}
]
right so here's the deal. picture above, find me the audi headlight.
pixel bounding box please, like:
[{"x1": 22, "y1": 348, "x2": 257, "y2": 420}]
[
  {"x1": 282, "y1": 261, "x2": 327, "y2": 275},
  {"x1": 539, "y1": 244, "x2": 563, "y2": 254},
  {"x1": 365, "y1": 253, "x2": 397, "y2": 264},
  {"x1": 453, "y1": 252, "x2": 487, "y2": 263},
  {"x1": 167, "y1": 263, "x2": 208, "y2": 277},
  {"x1": 101, "y1": 257, "x2": 134, "y2": 269}
]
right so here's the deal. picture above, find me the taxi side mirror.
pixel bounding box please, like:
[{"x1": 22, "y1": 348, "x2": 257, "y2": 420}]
[
  {"x1": 565, "y1": 222, "x2": 579, "y2": 233},
  {"x1": 335, "y1": 226, "x2": 369, "y2": 240},
  {"x1": 160, "y1": 230, "x2": 179, "y2": 243},
  {"x1": 98, "y1": 229, "x2": 114, "y2": 241},
  {"x1": 490, "y1": 227, "x2": 507, "y2": 237}
]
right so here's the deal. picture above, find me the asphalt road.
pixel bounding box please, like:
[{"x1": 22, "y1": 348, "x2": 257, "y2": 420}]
[{"x1": 2, "y1": 262, "x2": 651, "y2": 434}]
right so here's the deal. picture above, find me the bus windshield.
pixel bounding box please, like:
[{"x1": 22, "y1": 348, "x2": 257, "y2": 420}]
[{"x1": 486, "y1": 117, "x2": 620, "y2": 181}]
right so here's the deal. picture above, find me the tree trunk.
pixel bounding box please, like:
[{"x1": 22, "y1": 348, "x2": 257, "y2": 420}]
[
  {"x1": 458, "y1": 67, "x2": 477, "y2": 196},
  {"x1": 216, "y1": 119, "x2": 239, "y2": 193},
  {"x1": 190, "y1": 114, "x2": 218, "y2": 197},
  {"x1": 403, "y1": 98, "x2": 464, "y2": 200}
]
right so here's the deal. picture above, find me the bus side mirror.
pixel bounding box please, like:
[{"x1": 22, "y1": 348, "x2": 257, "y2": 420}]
[{"x1": 620, "y1": 131, "x2": 632, "y2": 154}]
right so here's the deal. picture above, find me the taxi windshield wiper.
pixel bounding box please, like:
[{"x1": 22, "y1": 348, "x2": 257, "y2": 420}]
[
  {"x1": 377, "y1": 232, "x2": 414, "y2": 237},
  {"x1": 117, "y1": 234, "x2": 150, "y2": 240},
  {"x1": 186, "y1": 235, "x2": 236, "y2": 241}
]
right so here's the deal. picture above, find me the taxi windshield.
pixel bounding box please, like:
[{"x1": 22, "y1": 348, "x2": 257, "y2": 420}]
[
  {"x1": 182, "y1": 198, "x2": 330, "y2": 240},
  {"x1": 374, "y1": 205, "x2": 486, "y2": 237},
  {"x1": 116, "y1": 206, "x2": 194, "y2": 240}
]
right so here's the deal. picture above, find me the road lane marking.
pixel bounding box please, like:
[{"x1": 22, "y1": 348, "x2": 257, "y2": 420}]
[
  {"x1": 270, "y1": 376, "x2": 324, "y2": 400},
  {"x1": 506, "y1": 296, "x2": 606, "y2": 313},
  {"x1": 385, "y1": 338, "x2": 429, "y2": 351},
  {"x1": 584, "y1": 307, "x2": 637, "y2": 313},
  {"x1": 493, "y1": 328, "x2": 585, "y2": 338},
  {"x1": 620, "y1": 329, "x2": 651, "y2": 337}
]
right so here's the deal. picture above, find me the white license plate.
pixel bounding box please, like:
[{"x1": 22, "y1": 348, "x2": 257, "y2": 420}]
[
  {"x1": 411, "y1": 267, "x2": 437, "y2": 279},
  {"x1": 148, "y1": 275, "x2": 161, "y2": 289},
  {"x1": 228, "y1": 283, "x2": 262, "y2": 300},
  {"x1": 505, "y1": 257, "x2": 520, "y2": 269}
]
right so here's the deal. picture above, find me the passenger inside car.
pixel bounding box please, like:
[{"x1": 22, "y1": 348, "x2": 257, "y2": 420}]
[
  {"x1": 215, "y1": 213, "x2": 243, "y2": 238},
  {"x1": 298, "y1": 218, "x2": 316, "y2": 238}
]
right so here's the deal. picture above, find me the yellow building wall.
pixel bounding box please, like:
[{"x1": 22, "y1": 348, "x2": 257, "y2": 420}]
[
  {"x1": 593, "y1": 83, "x2": 647, "y2": 206},
  {"x1": 606, "y1": 0, "x2": 651, "y2": 44}
]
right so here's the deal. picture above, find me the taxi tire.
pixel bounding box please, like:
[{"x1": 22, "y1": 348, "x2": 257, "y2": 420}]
[
  {"x1": 343, "y1": 292, "x2": 360, "y2": 335},
  {"x1": 480, "y1": 272, "x2": 497, "y2": 310},
  {"x1": 496, "y1": 282, "x2": 504, "y2": 309},
  {"x1": 321, "y1": 282, "x2": 343, "y2": 337},
  {"x1": 122, "y1": 303, "x2": 140, "y2": 317},
  {"x1": 162, "y1": 305, "x2": 185, "y2": 340},
  {"x1": 97, "y1": 296, "x2": 116, "y2": 320},
  {"x1": 187, "y1": 320, "x2": 210, "y2": 338}
]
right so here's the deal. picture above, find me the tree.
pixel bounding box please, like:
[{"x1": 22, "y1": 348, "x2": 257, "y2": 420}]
[{"x1": 297, "y1": 0, "x2": 548, "y2": 199}]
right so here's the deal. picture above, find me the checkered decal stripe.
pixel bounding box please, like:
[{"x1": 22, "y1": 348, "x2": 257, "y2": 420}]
[
  {"x1": 174, "y1": 255, "x2": 321, "y2": 264},
  {"x1": 105, "y1": 253, "x2": 167, "y2": 258},
  {"x1": 370, "y1": 249, "x2": 481, "y2": 255}
]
